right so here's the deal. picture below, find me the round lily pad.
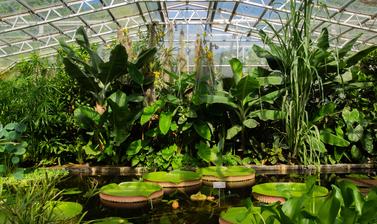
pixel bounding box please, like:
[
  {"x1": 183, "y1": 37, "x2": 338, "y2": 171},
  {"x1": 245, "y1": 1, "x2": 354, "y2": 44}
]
[
  {"x1": 99, "y1": 182, "x2": 164, "y2": 207},
  {"x1": 89, "y1": 217, "x2": 131, "y2": 223},
  {"x1": 198, "y1": 166, "x2": 255, "y2": 188},
  {"x1": 143, "y1": 170, "x2": 201, "y2": 185},
  {"x1": 252, "y1": 182, "x2": 328, "y2": 203},
  {"x1": 198, "y1": 166, "x2": 255, "y2": 178},
  {"x1": 100, "y1": 182, "x2": 162, "y2": 198},
  {"x1": 48, "y1": 201, "x2": 83, "y2": 222}
]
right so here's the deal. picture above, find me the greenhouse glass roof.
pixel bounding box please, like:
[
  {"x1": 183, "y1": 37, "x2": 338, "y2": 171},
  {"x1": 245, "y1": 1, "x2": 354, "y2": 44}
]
[{"x1": 0, "y1": 0, "x2": 376, "y2": 70}]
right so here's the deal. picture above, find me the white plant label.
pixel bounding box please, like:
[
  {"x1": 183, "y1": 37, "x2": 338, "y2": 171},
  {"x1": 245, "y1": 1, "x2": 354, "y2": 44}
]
[{"x1": 213, "y1": 181, "x2": 226, "y2": 189}]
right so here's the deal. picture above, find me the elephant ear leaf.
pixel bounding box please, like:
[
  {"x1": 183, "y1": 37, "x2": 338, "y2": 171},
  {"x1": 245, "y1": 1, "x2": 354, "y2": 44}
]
[{"x1": 229, "y1": 58, "x2": 243, "y2": 85}]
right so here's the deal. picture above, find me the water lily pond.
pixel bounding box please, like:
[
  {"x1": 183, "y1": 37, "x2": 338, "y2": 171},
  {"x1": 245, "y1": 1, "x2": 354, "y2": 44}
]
[{"x1": 58, "y1": 170, "x2": 376, "y2": 224}]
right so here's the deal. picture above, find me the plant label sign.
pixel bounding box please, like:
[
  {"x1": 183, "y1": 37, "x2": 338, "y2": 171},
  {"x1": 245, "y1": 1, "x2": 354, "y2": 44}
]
[{"x1": 213, "y1": 181, "x2": 226, "y2": 189}]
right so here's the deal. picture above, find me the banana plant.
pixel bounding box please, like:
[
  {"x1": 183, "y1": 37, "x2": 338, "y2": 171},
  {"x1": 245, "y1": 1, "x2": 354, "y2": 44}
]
[
  {"x1": 193, "y1": 58, "x2": 284, "y2": 152},
  {"x1": 59, "y1": 27, "x2": 156, "y2": 163}
]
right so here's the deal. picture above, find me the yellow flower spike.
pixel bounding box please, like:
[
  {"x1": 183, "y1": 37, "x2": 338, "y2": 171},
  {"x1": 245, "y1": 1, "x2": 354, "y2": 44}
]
[{"x1": 153, "y1": 71, "x2": 161, "y2": 78}]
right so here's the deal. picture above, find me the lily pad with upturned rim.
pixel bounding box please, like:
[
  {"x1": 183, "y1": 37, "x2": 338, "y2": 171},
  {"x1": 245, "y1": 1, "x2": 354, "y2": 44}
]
[
  {"x1": 142, "y1": 170, "x2": 201, "y2": 184},
  {"x1": 100, "y1": 182, "x2": 162, "y2": 198},
  {"x1": 197, "y1": 166, "x2": 255, "y2": 178},
  {"x1": 88, "y1": 217, "x2": 131, "y2": 223},
  {"x1": 252, "y1": 182, "x2": 328, "y2": 203}
]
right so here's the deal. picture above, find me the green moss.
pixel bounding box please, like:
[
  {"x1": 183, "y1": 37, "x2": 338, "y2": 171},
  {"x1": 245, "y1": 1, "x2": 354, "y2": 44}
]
[
  {"x1": 252, "y1": 182, "x2": 328, "y2": 199},
  {"x1": 100, "y1": 182, "x2": 162, "y2": 197},
  {"x1": 142, "y1": 170, "x2": 201, "y2": 184},
  {"x1": 197, "y1": 166, "x2": 255, "y2": 178}
]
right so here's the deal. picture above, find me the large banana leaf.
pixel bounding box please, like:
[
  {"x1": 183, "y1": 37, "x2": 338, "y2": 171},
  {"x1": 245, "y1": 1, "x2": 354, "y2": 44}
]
[
  {"x1": 98, "y1": 44, "x2": 128, "y2": 84},
  {"x1": 229, "y1": 58, "x2": 243, "y2": 84}
]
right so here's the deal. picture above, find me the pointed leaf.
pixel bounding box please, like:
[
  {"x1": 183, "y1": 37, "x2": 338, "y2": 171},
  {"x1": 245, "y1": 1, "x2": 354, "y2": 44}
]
[
  {"x1": 226, "y1": 125, "x2": 242, "y2": 140},
  {"x1": 229, "y1": 58, "x2": 243, "y2": 84},
  {"x1": 135, "y1": 48, "x2": 157, "y2": 68},
  {"x1": 243, "y1": 119, "x2": 259, "y2": 129},
  {"x1": 338, "y1": 34, "x2": 362, "y2": 58},
  {"x1": 128, "y1": 62, "x2": 144, "y2": 85},
  {"x1": 320, "y1": 130, "x2": 350, "y2": 147},
  {"x1": 256, "y1": 76, "x2": 283, "y2": 86},
  {"x1": 346, "y1": 45, "x2": 377, "y2": 67},
  {"x1": 317, "y1": 28, "x2": 330, "y2": 50},
  {"x1": 232, "y1": 75, "x2": 259, "y2": 100},
  {"x1": 193, "y1": 121, "x2": 211, "y2": 141},
  {"x1": 159, "y1": 111, "x2": 173, "y2": 135}
]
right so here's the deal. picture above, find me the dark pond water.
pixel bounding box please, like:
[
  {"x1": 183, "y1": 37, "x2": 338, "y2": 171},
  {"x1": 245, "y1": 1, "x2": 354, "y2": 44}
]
[{"x1": 58, "y1": 170, "x2": 377, "y2": 224}]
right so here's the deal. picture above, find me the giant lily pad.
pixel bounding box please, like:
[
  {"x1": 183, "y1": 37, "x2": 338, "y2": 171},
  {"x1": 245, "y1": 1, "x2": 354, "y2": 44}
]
[
  {"x1": 143, "y1": 170, "x2": 201, "y2": 187},
  {"x1": 252, "y1": 182, "x2": 328, "y2": 203},
  {"x1": 99, "y1": 182, "x2": 163, "y2": 207},
  {"x1": 48, "y1": 201, "x2": 83, "y2": 222},
  {"x1": 88, "y1": 217, "x2": 131, "y2": 223},
  {"x1": 198, "y1": 166, "x2": 255, "y2": 188},
  {"x1": 198, "y1": 166, "x2": 255, "y2": 178}
]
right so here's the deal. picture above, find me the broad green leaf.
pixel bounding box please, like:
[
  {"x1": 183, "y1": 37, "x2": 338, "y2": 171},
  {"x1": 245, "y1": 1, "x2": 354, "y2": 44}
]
[
  {"x1": 250, "y1": 67, "x2": 270, "y2": 77},
  {"x1": 135, "y1": 48, "x2": 157, "y2": 68},
  {"x1": 362, "y1": 133, "x2": 374, "y2": 155},
  {"x1": 338, "y1": 34, "x2": 362, "y2": 59},
  {"x1": 11, "y1": 156, "x2": 20, "y2": 164},
  {"x1": 128, "y1": 62, "x2": 144, "y2": 85},
  {"x1": 347, "y1": 125, "x2": 363, "y2": 142},
  {"x1": 253, "y1": 45, "x2": 271, "y2": 58},
  {"x1": 127, "y1": 140, "x2": 143, "y2": 156},
  {"x1": 250, "y1": 110, "x2": 284, "y2": 121},
  {"x1": 196, "y1": 142, "x2": 218, "y2": 163},
  {"x1": 342, "y1": 107, "x2": 360, "y2": 125},
  {"x1": 62, "y1": 58, "x2": 99, "y2": 93},
  {"x1": 312, "y1": 102, "x2": 336, "y2": 124},
  {"x1": 161, "y1": 144, "x2": 177, "y2": 161},
  {"x1": 320, "y1": 130, "x2": 350, "y2": 147},
  {"x1": 226, "y1": 125, "x2": 242, "y2": 139},
  {"x1": 193, "y1": 121, "x2": 211, "y2": 141},
  {"x1": 243, "y1": 119, "x2": 259, "y2": 129},
  {"x1": 256, "y1": 76, "x2": 283, "y2": 86},
  {"x1": 140, "y1": 100, "x2": 164, "y2": 125},
  {"x1": 197, "y1": 95, "x2": 238, "y2": 108},
  {"x1": 108, "y1": 90, "x2": 127, "y2": 109},
  {"x1": 98, "y1": 44, "x2": 128, "y2": 84},
  {"x1": 249, "y1": 89, "x2": 284, "y2": 106},
  {"x1": 351, "y1": 145, "x2": 361, "y2": 160},
  {"x1": 159, "y1": 111, "x2": 173, "y2": 135},
  {"x1": 74, "y1": 106, "x2": 100, "y2": 129},
  {"x1": 317, "y1": 28, "x2": 330, "y2": 50},
  {"x1": 346, "y1": 45, "x2": 377, "y2": 67},
  {"x1": 232, "y1": 75, "x2": 259, "y2": 100},
  {"x1": 229, "y1": 58, "x2": 243, "y2": 84},
  {"x1": 317, "y1": 190, "x2": 341, "y2": 224}
]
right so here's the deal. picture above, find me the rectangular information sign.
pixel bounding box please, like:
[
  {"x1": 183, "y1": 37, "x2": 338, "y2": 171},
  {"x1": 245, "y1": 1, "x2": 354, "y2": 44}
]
[{"x1": 213, "y1": 181, "x2": 226, "y2": 189}]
